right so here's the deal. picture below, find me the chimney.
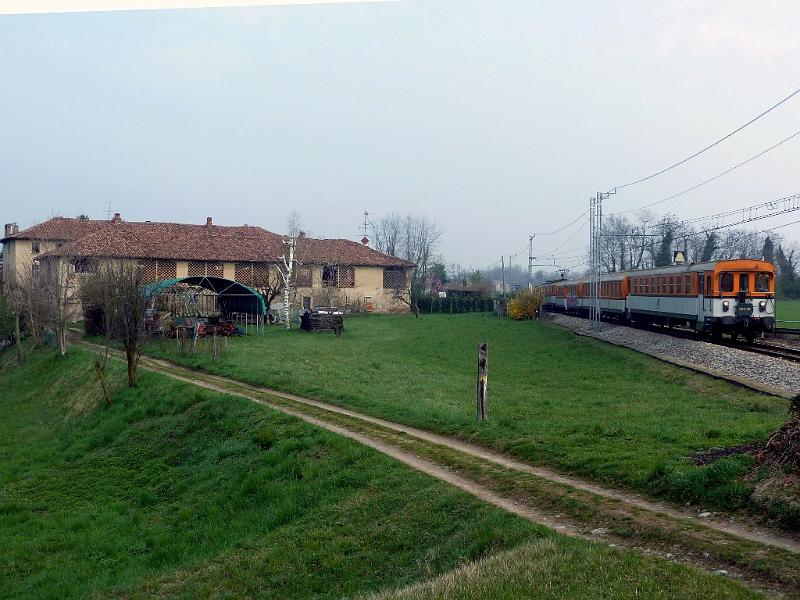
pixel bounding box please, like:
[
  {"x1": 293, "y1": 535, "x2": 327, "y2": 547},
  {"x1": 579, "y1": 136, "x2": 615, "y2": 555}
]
[
  {"x1": 4, "y1": 223, "x2": 15, "y2": 238},
  {"x1": 112, "y1": 212, "x2": 122, "y2": 224},
  {"x1": 206, "y1": 217, "x2": 213, "y2": 226},
  {"x1": 298, "y1": 230, "x2": 306, "y2": 238}
]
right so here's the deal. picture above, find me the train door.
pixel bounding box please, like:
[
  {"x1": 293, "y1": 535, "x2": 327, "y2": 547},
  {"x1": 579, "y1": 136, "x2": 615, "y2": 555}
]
[{"x1": 696, "y1": 274, "x2": 705, "y2": 328}]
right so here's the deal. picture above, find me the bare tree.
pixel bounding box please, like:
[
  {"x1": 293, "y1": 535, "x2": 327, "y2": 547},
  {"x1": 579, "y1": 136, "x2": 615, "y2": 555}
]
[
  {"x1": 287, "y1": 210, "x2": 304, "y2": 238},
  {"x1": 276, "y1": 238, "x2": 297, "y2": 329},
  {"x1": 3, "y1": 281, "x2": 25, "y2": 365},
  {"x1": 371, "y1": 213, "x2": 442, "y2": 314},
  {"x1": 40, "y1": 258, "x2": 78, "y2": 356},
  {"x1": 82, "y1": 260, "x2": 147, "y2": 387},
  {"x1": 371, "y1": 213, "x2": 404, "y2": 257}
]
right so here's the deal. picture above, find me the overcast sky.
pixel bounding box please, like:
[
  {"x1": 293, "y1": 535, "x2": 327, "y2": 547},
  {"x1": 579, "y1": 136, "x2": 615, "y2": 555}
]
[{"x1": 1, "y1": 0, "x2": 799, "y2": 268}]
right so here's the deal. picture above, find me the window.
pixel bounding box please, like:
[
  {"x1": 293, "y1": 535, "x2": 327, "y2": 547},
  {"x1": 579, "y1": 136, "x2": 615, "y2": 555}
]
[
  {"x1": 706, "y1": 275, "x2": 712, "y2": 294},
  {"x1": 698, "y1": 275, "x2": 704, "y2": 295},
  {"x1": 322, "y1": 265, "x2": 338, "y2": 287},
  {"x1": 676, "y1": 275, "x2": 683, "y2": 295},
  {"x1": 72, "y1": 258, "x2": 94, "y2": 273},
  {"x1": 755, "y1": 272, "x2": 770, "y2": 292},
  {"x1": 685, "y1": 275, "x2": 692, "y2": 294},
  {"x1": 253, "y1": 263, "x2": 272, "y2": 287},
  {"x1": 138, "y1": 259, "x2": 157, "y2": 282},
  {"x1": 338, "y1": 266, "x2": 355, "y2": 288},
  {"x1": 739, "y1": 273, "x2": 750, "y2": 294},
  {"x1": 31, "y1": 241, "x2": 40, "y2": 254},
  {"x1": 206, "y1": 262, "x2": 223, "y2": 277},
  {"x1": 188, "y1": 261, "x2": 205, "y2": 276},
  {"x1": 296, "y1": 266, "x2": 313, "y2": 287},
  {"x1": 383, "y1": 267, "x2": 406, "y2": 289},
  {"x1": 235, "y1": 262, "x2": 254, "y2": 285},
  {"x1": 157, "y1": 259, "x2": 177, "y2": 279},
  {"x1": 719, "y1": 272, "x2": 734, "y2": 293}
]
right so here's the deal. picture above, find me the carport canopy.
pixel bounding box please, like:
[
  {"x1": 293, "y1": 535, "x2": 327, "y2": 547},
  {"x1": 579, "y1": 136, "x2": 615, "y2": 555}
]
[{"x1": 143, "y1": 276, "x2": 266, "y2": 315}]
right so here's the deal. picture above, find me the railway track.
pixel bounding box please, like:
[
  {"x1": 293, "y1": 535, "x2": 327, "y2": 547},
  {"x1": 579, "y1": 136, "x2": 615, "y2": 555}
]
[
  {"x1": 548, "y1": 310, "x2": 800, "y2": 363},
  {"x1": 729, "y1": 340, "x2": 800, "y2": 362},
  {"x1": 641, "y1": 324, "x2": 800, "y2": 362}
]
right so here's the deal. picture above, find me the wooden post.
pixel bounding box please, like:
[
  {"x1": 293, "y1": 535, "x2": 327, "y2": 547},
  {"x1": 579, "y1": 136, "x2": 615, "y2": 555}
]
[{"x1": 477, "y1": 342, "x2": 488, "y2": 421}]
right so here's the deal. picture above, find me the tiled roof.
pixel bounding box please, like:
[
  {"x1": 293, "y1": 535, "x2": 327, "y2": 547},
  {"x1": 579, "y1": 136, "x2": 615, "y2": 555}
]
[
  {"x1": 37, "y1": 219, "x2": 414, "y2": 268},
  {"x1": 45, "y1": 221, "x2": 285, "y2": 262},
  {"x1": 298, "y1": 238, "x2": 415, "y2": 268},
  {"x1": 2, "y1": 216, "x2": 109, "y2": 242}
]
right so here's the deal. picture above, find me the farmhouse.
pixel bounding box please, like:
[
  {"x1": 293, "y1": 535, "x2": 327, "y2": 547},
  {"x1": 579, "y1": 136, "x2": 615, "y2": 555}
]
[{"x1": 1, "y1": 215, "x2": 414, "y2": 316}]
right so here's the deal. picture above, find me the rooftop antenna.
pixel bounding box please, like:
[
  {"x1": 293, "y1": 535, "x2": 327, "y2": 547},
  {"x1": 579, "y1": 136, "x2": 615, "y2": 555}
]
[
  {"x1": 360, "y1": 211, "x2": 370, "y2": 245},
  {"x1": 106, "y1": 201, "x2": 112, "y2": 220}
]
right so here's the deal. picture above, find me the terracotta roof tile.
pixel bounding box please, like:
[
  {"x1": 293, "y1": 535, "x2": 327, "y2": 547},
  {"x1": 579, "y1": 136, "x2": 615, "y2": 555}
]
[
  {"x1": 2, "y1": 216, "x2": 109, "y2": 242},
  {"x1": 37, "y1": 219, "x2": 414, "y2": 268},
  {"x1": 298, "y1": 238, "x2": 415, "y2": 268}
]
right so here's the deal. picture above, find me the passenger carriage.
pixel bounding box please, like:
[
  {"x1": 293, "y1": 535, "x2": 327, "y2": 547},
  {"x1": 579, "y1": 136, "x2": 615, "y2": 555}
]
[{"x1": 541, "y1": 259, "x2": 776, "y2": 342}]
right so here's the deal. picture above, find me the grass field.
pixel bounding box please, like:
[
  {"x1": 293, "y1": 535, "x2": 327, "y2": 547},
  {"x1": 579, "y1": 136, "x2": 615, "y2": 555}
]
[
  {"x1": 777, "y1": 298, "x2": 800, "y2": 326},
  {"x1": 144, "y1": 313, "x2": 791, "y2": 522},
  {"x1": 0, "y1": 346, "x2": 763, "y2": 598}
]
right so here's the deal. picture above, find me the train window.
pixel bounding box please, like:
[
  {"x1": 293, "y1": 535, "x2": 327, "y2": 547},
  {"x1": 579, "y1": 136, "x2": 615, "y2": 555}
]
[
  {"x1": 698, "y1": 276, "x2": 704, "y2": 295},
  {"x1": 676, "y1": 276, "x2": 683, "y2": 294},
  {"x1": 706, "y1": 275, "x2": 712, "y2": 294},
  {"x1": 739, "y1": 273, "x2": 750, "y2": 293},
  {"x1": 755, "y1": 273, "x2": 770, "y2": 292},
  {"x1": 719, "y1": 272, "x2": 734, "y2": 293},
  {"x1": 685, "y1": 275, "x2": 692, "y2": 294}
]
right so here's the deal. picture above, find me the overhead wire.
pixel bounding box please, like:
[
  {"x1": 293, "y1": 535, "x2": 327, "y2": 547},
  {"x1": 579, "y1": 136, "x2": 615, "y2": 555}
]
[
  {"x1": 609, "y1": 129, "x2": 800, "y2": 216},
  {"x1": 540, "y1": 220, "x2": 589, "y2": 255},
  {"x1": 610, "y1": 85, "x2": 800, "y2": 192},
  {"x1": 532, "y1": 210, "x2": 589, "y2": 236}
]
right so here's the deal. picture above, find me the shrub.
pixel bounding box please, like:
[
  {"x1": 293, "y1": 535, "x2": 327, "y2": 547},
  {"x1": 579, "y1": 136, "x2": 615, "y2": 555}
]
[{"x1": 508, "y1": 289, "x2": 544, "y2": 320}]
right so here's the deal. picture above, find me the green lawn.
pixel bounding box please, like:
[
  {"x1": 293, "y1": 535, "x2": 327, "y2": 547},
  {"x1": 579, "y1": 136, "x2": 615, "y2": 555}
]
[
  {"x1": 777, "y1": 298, "x2": 800, "y2": 326},
  {"x1": 144, "y1": 314, "x2": 790, "y2": 520},
  {"x1": 0, "y1": 346, "x2": 761, "y2": 598}
]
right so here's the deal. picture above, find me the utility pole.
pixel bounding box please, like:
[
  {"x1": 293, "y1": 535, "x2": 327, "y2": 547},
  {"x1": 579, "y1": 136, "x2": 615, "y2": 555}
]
[
  {"x1": 589, "y1": 190, "x2": 614, "y2": 329},
  {"x1": 528, "y1": 235, "x2": 534, "y2": 289},
  {"x1": 501, "y1": 256, "x2": 506, "y2": 315}
]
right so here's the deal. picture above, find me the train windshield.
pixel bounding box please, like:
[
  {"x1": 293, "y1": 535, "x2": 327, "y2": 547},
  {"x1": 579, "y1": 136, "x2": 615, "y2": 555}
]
[
  {"x1": 739, "y1": 273, "x2": 750, "y2": 293},
  {"x1": 719, "y1": 272, "x2": 734, "y2": 293},
  {"x1": 755, "y1": 273, "x2": 770, "y2": 292}
]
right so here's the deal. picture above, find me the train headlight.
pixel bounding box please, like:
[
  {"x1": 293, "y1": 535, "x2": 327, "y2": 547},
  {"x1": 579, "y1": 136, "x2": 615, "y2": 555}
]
[
  {"x1": 759, "y1": 300, "x2": 767, "y2": 312},
  {"x1": 722, "y1": 300, "x2": 730, "y2": 312}
]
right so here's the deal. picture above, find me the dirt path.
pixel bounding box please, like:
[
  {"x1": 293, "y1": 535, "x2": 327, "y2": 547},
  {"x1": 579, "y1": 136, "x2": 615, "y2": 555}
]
[{"x1": 77, "y1": 338, "x2": 799, "y2": 558}]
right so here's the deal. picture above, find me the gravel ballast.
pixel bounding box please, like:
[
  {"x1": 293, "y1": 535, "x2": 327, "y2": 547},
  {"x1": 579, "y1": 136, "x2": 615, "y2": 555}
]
[{"x1": 547, "y1": 313, "x2": 800, "y2": 396}]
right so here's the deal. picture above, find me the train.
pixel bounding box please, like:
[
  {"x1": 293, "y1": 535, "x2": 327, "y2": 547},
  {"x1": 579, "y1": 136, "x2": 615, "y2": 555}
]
[{"x1": 541, "y1": 259, "x2": 776, "y2": 341}]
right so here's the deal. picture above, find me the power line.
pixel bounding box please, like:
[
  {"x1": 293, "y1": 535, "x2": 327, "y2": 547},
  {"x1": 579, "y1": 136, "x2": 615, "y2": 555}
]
[
  {"x1": 759, "y1": 218, "x2": 800, "y2": 233},
  {"x1": 610, "y1": 86, "x2": 800, "y2": 192},
  {"x1": 636, "y1": 193, "x2": 800, "y2": 233},
  {"x1": 541, "y1": 220, "x2": 589, "y2": 255},
  {"x1": 609, "y1": 129, "x2": 800, "y2": 216},
  {"x1": 532, "y1": 210, "x2": 589, "y2": 236}
]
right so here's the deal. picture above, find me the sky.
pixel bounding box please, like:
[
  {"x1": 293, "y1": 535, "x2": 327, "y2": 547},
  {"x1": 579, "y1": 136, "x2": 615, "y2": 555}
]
[{"x1": 1, "y1": 0, "x2": 799, "y2": 269}]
